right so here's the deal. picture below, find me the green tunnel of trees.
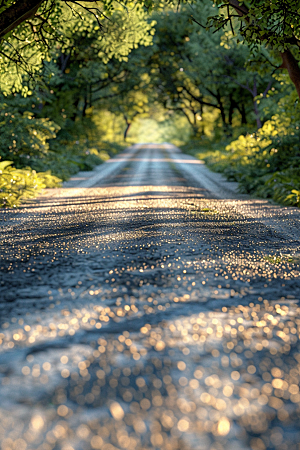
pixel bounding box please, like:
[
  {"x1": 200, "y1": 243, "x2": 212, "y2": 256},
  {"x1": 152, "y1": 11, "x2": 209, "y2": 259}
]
[{"x1": 0, "y1": 0, "x2": 299, "y2": 207}]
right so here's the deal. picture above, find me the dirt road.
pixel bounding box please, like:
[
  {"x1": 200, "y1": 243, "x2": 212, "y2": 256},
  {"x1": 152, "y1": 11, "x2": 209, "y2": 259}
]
[{"x1": 1, "y1": 144, "x2": 300, "y2": 450}]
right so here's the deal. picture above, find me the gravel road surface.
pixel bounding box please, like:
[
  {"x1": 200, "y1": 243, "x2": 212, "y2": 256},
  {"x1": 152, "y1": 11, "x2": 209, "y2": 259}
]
[{"x1": 1, "y1": 143, "x2": 300, "y2": 450}]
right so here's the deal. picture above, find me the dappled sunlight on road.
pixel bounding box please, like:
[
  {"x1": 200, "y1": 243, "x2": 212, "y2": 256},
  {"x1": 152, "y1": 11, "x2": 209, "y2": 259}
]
[
  {"x1": 106, "y1": 159, "x2": 205, "y2": 164},
  {"x1": 1, "y1": 145, "x2": 300, "y2": 450}
]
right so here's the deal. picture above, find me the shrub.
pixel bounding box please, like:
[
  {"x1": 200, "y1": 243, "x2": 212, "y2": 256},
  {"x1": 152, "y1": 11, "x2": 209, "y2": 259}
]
[
  {"x1": 0, "y1": 161, "x2": 61, "y2": 208},
  {"x1": 181, "y1": 115, "x2": 300, "y2": 208}
]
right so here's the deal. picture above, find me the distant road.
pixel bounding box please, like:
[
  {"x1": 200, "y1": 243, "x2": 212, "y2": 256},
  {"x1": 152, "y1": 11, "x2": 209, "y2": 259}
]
[{"x1": 1, "y1": 143, "x2": 300, "y2": 450}]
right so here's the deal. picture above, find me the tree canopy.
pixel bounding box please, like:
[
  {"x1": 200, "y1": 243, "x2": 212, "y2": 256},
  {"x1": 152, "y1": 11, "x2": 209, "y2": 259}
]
[
  {"x1": 0, "y1": 0, "x2": 156, "y2": 94},
  {"x1": 0, "y1": 0, "x2": 299, "y2": 208},
  {"x1": 210, "y1": 1, "x2": 300, "y2": 97},
  {"x1": 1, "y1": 0, "x2": 300, "y2": 96}
]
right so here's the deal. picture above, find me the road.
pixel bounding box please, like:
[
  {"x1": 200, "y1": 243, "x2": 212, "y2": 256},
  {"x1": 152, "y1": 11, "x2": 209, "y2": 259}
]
[{"x1": 1, "y1": 143, "x2": 300, "y2": 450}]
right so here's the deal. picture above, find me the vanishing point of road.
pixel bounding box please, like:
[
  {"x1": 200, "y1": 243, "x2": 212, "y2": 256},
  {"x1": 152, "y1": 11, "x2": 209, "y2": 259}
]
[{"x1": 1, "y1": 144, "x2": 300, "y2": 450}]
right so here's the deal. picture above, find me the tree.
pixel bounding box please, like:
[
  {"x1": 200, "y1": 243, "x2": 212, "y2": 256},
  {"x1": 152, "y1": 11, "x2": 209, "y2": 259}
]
[
  {"x1": 0, "y1": 0, "x2": 156, "y2": 94},
  {"x1": 2, "y1": 0, "x2": 300, "y2": 101},
  {"x1": 95, "y1": 51, "x2": 155, "y2": 140},
  {"x1": 144, "y1": 5, "x2": 272, "y2": 136},
  {"x1": 210, "y1": 0, "x2": 300, "y2": 98},
  {"x1": 0, "y1": 0, "x2": 155, "y2": 39}
]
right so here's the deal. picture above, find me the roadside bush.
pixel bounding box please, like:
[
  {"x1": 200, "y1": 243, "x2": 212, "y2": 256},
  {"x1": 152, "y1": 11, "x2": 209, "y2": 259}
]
[
  {"x1": 30, "y1": 138, "x2": 125, "y2": 181},
  {"x1": 182, "y1": 115, "x2": 300, "y2": 208},
  {"x1": 0, "y1": 161, "x2": 61, "y2": 207},
  {"x1": 0, "y1": 100, "x2": 60, "y2": 167},
  {"x1": 0, "y1": 93, "x2": 126, "y2": 205}
]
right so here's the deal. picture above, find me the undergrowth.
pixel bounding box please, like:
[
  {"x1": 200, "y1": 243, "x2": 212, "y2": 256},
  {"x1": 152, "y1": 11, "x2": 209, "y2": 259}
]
[
  {"x1": 0, "y1": 97, "x2": 126, "y2": 207},
  {"x1": 30, "y1": 141, "x2": 125, "y2": 181},
  {"x1": 181, "y1": 115, "x2": 300, "y2": 208},
  {"x1": 0, "y1": 161, "x2": 61, "y2": 208},
  {"x1": 0, "y1": 140, "x2": 125, "y2": 208}
]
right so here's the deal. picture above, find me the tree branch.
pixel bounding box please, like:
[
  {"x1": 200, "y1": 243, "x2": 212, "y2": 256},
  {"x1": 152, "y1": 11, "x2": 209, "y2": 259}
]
[
  {"x1": 227, "y1": 0, "x2": 249, "y2": 18},
  {"x1": 0, "y1": 0, "x2": 44, "y2": 40}
]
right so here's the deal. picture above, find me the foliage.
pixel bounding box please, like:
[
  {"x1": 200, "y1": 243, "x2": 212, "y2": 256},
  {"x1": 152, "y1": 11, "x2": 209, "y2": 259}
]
[
  {"x1": 210, "y1": 1, "x2": 300, "y2": 53},
  {"x1": 208, "y1": 0, "x2": 300, "y2": 99},
  {"x1": 32, "y1": 137, "x2": 126, "y2": 181},
  {"x1": 140, "y1": 5, "x2": 277, "y2": 138},
  {"x1": 0, "y1": 0, "x2": 299, "y2": 211},
  {"x1": 0, "y1": 95, "x2": 60, "y2": 167},
  {"x1": 0, "y1": 160, "x2": 61, "y2": 208},
  {"x1": 0, "y1": 1, "x2": 156, "y2": 95},
  {"x1": 128, "y1": 113, "x2": 192, "y2": 145},
  {"x1": 183, "y1": 112, "x2": 300, "y2": 207}
]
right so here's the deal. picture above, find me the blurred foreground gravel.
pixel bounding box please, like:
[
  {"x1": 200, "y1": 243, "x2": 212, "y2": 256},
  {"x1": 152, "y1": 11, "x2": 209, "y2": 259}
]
[{"x1": 1, "y1": 144, "x2": 300, "y2": 450}]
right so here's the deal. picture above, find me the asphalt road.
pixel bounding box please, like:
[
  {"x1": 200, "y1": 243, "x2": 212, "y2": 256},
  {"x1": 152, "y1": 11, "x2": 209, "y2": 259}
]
[{"x1": 1, "y1": 143, "x2": 300, "y2": 450}]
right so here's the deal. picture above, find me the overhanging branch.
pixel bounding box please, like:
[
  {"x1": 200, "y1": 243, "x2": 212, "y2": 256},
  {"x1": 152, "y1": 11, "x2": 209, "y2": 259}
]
[{"x1": 0, "y1": 0, "x2": 44, "y2": 40}]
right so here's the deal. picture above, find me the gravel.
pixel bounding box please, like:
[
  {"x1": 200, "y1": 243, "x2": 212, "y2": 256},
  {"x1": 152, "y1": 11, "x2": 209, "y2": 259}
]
[{"x1": 0, "y1": 143, "x2": 300, "y2": 450}]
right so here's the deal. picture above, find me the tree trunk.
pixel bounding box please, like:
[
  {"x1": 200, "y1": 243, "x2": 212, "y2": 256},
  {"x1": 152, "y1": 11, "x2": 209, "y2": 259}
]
[
  {"x1": 124, "y1": 121, "x2": 131, "y2": 141},
  {"x1": 280, "y1": 50, "x2": 300, "y2": 99},
  {"x1": 240, "y1": 103, "x2": 247, "y2": 124},
  {"x1": 228, "y1": 1, "x2": 300, "y2": 100},
  {"x1": 219, "y1": 104, "x2": 226, "y2": 127},
  {"x1": 82, "y1": 95, "x2": 87, "y2": 117},
  {"x1": 252, "y1": 78, "x2": 262, "y2": 129},
  {"x1": 70, "y1": 97, "x2": 80, "y2": 121},
  {"x1": 60, "y1": 53, "x2": 70, "y2": 73},
  {"x1": 0, "y1": 0, "x2": 44, "y2": 39},
  {"x1": 253, "y1": 101, "x2": 262, "y2": 129},
  {"x1": 228, "y1": 94, "x2": 234, "y2": 126}
]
